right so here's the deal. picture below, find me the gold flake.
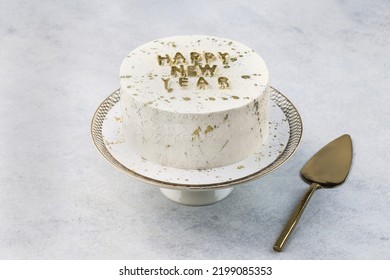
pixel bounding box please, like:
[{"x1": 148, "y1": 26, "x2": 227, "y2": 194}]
[
  {"x1": 204, "y1": 125, "x2": 214, "y2": 134},
  {"x1": 192, "y1": 126, "x2": 202, "y2": 141},
  {"x1": 241, "y1": 75, "x2": 251, "y2": 79}
]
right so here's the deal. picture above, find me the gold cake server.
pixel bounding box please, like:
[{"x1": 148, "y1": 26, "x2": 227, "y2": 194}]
[{"x1": 273, "y1": 134, "x2": 353, "y2": 252}]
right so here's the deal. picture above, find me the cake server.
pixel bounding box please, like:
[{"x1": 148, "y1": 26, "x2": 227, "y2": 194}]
[{"x1": 273, "y1": 134, "x2": 353, "y2": 252}]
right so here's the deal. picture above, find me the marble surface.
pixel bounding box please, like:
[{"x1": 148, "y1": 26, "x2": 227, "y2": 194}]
[{"x1": 1, "y1": 0, "x2": 389, "y2": 259}]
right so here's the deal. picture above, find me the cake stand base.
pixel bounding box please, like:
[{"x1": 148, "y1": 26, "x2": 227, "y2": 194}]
[{"x1": 159, "y1": 187, "x2": 234, "y2": 206}]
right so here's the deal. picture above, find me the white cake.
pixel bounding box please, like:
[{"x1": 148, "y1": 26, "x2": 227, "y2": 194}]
[{"x1": 120, "y1": 35, "x2": 269, "y2": 169}]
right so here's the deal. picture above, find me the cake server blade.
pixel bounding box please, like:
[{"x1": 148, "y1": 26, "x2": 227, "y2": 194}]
[{"x1": 273, "y1": 134, "x2": 353, "y2": 252}]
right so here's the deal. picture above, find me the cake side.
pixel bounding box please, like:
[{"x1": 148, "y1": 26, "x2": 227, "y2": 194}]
[{"x1": 121, "y1": 86, "x2": 269, "y2": 169}]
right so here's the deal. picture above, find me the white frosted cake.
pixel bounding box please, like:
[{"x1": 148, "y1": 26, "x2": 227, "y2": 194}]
[{"x1": 120, "y1": 35, "x2": 269, "y2": 169}]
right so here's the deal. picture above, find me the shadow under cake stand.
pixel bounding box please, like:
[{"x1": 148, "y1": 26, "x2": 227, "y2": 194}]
[{"x1": 91, "y1": 87, "x2": 302, "y2": 206}]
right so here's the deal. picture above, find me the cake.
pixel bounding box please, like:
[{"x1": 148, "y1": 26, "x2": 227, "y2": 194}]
[{"x1": 120, "y1": 35, "x2": 269, "y2": 169}]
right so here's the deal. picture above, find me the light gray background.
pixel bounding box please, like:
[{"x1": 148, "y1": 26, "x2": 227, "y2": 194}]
[{"x1": 1, "y1": 0, "x2": 389, "y2": 259}]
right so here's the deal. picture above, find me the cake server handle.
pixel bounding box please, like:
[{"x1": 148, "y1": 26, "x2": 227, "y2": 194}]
[{"x1": 273, "y1": 183, "x2": 321, "y2": 252}]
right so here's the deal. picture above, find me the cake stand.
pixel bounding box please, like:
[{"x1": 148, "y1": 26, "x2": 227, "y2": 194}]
[{"x1": 91, "y1": 87, "x2": 302, "y2": 206}]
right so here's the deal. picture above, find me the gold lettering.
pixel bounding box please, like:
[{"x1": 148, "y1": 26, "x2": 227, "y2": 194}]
[
  {"x1": 218, "y1": 52, "x2": 229, "y2": 64},
  {"x1": 157, "y1": 54, "x2": 171, "y2": 66},
  {"x1": 172, "y1": 52, "x2": 186, "y2": 64},
  {"x1": 199, "y1": 64, "x2": 217, "y2": 77},
  {"x1": 190, "y1": 52, "x2": 202, "y2": 64},
  {"x1": 204, "y1": 52, "x2": 216, "y2": 63},
  {"x1": 179, "y1": 77, "x2": 188, "y2": 87},
  {"x1": 218, "y1": 77, "x2": 229, "y2": 89},
  {"x1": 158, "y1": 52, "x2": 231, "y2": 90},
  {"x1": 187, "y1": 65, "x2": 198, "y2": 77},
  {"x1": 161, "y1": 78, "x2": 173, "y2": 92},
  {"x1": 171, "y1": 65, "x2": 186, "y2": 77},
  {"x1": 197, "y1": 77, "x2": 209, "y2": 89}
]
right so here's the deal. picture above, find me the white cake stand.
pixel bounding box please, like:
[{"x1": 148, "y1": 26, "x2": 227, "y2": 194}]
[{"x1": 91, "y1": 87, "x2": 302, "y2": 206}]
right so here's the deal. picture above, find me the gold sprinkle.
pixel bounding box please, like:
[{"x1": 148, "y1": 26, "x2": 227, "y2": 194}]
[
  {"x1": 192, "y1": 126, "x2": 202, "y2": 141},
  {"x1": 237, "y1": 165, "x2": 245, "y2": 169},
  {"x1": 183, "y1": 97, "x2": 191, "y2": 101},
  {"x1": 232, "y1": 96, "x2": 240, "y2": 99},
  {"x1": 209, "y1": 97, "x2": 216, "y2": 101},
  {"x1": 204, "y1": 125, "x2": 214, "y2": 135},
  {"x1": 241, "y1": 75, "x2": 251, "y2": 79}
]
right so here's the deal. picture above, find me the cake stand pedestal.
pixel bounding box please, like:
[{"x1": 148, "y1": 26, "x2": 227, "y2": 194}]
[{"x1": 160, "y1": 187, "x2": 234, "y2": 206}]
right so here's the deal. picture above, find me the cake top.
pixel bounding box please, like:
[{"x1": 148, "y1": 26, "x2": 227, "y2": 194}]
[{"x1": 120, "y1": 35, "x2": 269, "y2": 114}]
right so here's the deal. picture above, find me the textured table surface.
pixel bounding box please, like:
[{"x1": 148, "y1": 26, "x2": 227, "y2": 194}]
[{"x1": 1, "y1": 0, "x2": 389, "y2": 259}]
